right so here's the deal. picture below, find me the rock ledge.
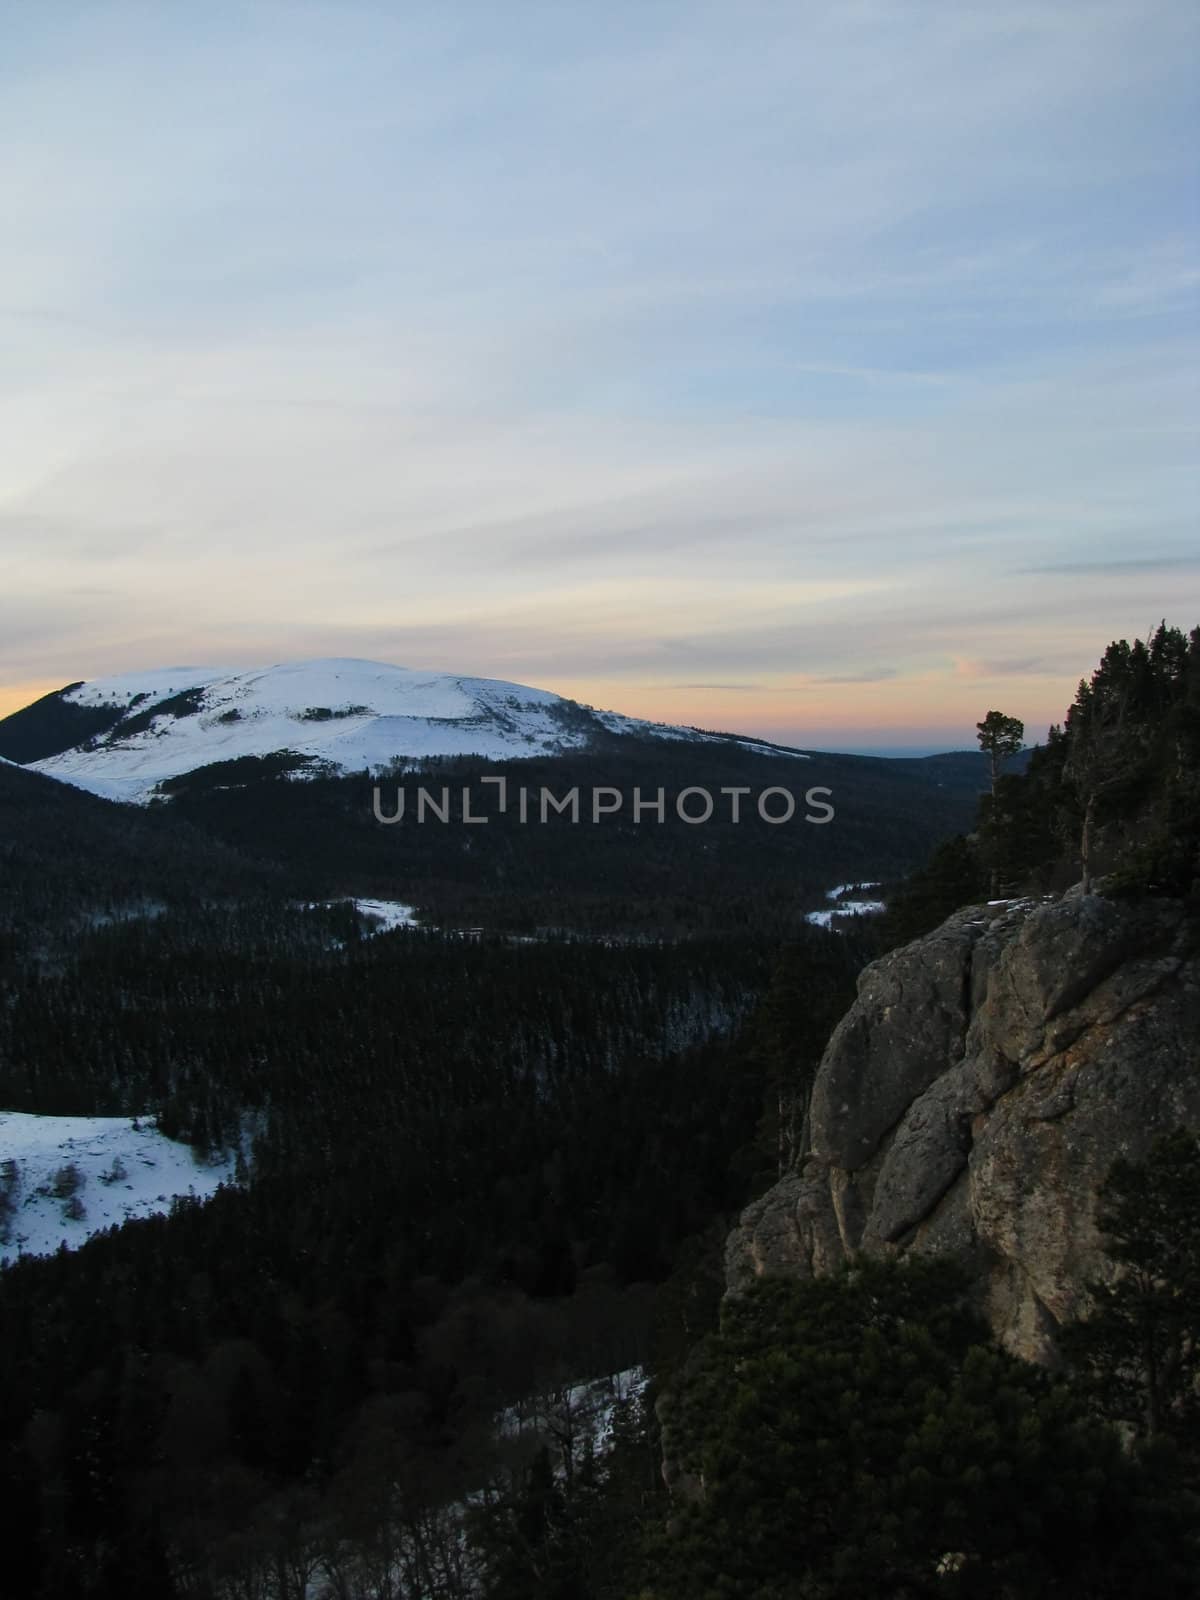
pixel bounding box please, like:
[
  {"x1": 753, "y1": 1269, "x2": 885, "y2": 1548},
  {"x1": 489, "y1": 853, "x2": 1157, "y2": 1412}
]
[{"x1": 725, "y1": 895, "x2": 1200, "y2": 1362}]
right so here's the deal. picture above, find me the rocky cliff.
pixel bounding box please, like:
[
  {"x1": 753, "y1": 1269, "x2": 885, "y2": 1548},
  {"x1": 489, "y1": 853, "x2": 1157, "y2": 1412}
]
[{"x1": 726, "y1": 892, "x2": 1200, "y2": 1362}]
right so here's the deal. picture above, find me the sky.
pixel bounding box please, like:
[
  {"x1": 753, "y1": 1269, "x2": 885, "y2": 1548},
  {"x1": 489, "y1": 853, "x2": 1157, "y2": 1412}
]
[{"x1": 2, "y1": 1, "x2": 1197, "y2": 751}]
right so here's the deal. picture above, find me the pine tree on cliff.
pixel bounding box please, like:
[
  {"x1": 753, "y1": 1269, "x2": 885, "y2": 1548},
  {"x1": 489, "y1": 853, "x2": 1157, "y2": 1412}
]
[
  {"x1": 1057, "y1": 623, "x2": 1200, "y2": 892},
  {"x1": 925, "y1": 624, "x2": 1200, "y2": 910},
  {"x1": 976, "y1": 709, "x2": 1025, "y2": 795},
  {"x1": 1063, "y1": 1128, "x2": 1200, "y2": 1455},
  {"x1": 1062, "y1": 660, "x2": 1140, "y2": 893}
]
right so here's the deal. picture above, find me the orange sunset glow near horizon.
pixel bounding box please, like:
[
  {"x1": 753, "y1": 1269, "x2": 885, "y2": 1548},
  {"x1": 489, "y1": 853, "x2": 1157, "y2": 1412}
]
[{"x1": 1, "y1": 615, "x2": 1187, "y2": 756}]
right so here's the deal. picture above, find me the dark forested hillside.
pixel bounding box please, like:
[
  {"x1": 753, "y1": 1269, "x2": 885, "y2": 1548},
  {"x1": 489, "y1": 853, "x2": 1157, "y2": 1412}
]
[
  {"x1": 156, "y1": 738, "x2": 988, "y2": 935},
  {"x1": 0, "y1": 690, "x2": 993, "y2": 943},
  {"x1": 0, "y1": 683, "x2": 128, "y2": 763},
  {"x1": 0, "y1": 760, "x2": 286, "y2": 968}
]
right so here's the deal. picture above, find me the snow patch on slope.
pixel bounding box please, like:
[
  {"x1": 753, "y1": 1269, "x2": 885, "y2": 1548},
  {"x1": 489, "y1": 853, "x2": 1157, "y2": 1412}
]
[
  {"x1": 353, "y1": 898, "x2": 420, "y2": 933},
  {"x1": 0, "y1": 1112, "x2": 236, "y2": 1265},
  {"x1": 593, "y1": 708, "x2": 809, "y2": 759},
  {"x1": 496, "y1": 1367, "x2": 649, "y2": 1473},
  {"x1": 806, "y1": 881, "x2": 885, "y2": 929}
]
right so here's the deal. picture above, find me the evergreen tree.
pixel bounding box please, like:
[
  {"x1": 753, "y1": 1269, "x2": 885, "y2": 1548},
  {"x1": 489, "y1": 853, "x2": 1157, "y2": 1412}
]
[
  {"x1": 639, "y1": 1259, "x2": 1197, "y2": 1598},
  {"x1": 976, "y1": 709, "x2": 1025, "y2": 795},
  {"x1": 1063, "y1": 1128, "x2": 1200, "y2": 1454},
  {"x1": 754, "y1": 932, "x2": 859, "y2": 1176},
  {"x1": 890, "y1": 623, "x2": 1200, "y2": 921}
]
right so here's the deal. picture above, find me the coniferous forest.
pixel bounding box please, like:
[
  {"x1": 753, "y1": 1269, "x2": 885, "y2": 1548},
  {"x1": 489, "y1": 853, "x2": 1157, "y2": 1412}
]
[
  {"x1": 0, "y1": 626, "x2": 1198, "y2": 1597},
  {"x1": 0, "y1": 732, "x2": 873, "y2": 1596}
]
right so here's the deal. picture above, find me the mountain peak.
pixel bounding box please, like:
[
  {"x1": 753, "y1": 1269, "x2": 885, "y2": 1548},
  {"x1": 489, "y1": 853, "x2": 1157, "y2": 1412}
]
[{"x1": 2, "y1": 657, "x2": 789, "y2": 803}]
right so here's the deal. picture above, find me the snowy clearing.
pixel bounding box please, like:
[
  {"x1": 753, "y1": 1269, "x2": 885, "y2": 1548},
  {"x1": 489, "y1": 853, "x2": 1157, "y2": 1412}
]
[
  {"x1": 0, "y1": 1112, "x2": 236, "y2": 1265},
  {"x1": 806, "y1": 881, "x2": 885, "y2": 929},
  {"x1": 353, "y1": 898, "x2": 420, "y2": 933},
  {"x1": 496, "y1": 1366, "x2": 649, "y2": 1469}
]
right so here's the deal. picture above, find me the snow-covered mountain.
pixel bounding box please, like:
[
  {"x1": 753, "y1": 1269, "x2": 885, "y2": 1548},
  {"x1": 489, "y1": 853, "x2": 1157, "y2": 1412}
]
[{"x1": 11, "y1": 658, "x2": 802, "y2": 803}]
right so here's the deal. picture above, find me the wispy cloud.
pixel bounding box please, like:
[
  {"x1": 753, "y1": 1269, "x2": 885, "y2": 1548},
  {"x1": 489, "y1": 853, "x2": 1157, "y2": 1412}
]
[
  {"x1": 1024, "y1": 556, "x2": 1200, "y2": 576},
  {"x1": 674, "y1": 683, "x2": 772, "y2": 693},
  {"x1": 815, "y1": 668, "x2": 900, "y2": 685},
  {"x1": 952, "y1": 657, "x2": 1051, "y2": 681}
]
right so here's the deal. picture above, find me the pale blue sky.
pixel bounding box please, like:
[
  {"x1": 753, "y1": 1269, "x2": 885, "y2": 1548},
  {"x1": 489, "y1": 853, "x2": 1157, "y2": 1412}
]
[{"x1": 2, "y1": 0, "x2": 1197, "y2": 745}]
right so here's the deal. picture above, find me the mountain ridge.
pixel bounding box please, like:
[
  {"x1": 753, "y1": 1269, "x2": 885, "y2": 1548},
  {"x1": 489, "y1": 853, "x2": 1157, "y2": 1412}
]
[{"x1": 0, "y1": 657, "x2": 809, "y2": 803}]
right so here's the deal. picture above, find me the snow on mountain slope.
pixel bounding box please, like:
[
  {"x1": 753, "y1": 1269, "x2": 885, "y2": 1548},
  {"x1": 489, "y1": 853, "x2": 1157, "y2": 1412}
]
[
  {"x1": 63, "y1": 665, "x2": 236, "y2": 708},
  {"x1": 24, "y1": 658, "x2": 804, "y2": 802},
  {"x1": 0, "y1": 1112, "x2": 236, "y2": 1265}
]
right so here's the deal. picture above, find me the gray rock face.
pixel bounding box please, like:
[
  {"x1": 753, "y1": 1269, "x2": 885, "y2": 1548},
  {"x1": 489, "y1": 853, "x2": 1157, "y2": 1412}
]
[{"x1": 725, "y1": 894, "x2": 1200, "y2": 1363}]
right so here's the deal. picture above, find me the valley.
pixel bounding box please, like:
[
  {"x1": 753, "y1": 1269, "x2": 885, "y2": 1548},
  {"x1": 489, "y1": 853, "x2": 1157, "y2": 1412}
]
[{"x1": 1, "y1": 630, "x2": 1196, "y2": 1597}]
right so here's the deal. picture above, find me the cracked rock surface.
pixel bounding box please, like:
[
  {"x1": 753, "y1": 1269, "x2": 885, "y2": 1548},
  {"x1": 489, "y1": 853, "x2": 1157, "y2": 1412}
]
[{"x1": 725, "y1": 894, "x2": 1200, "y2": 1363}]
